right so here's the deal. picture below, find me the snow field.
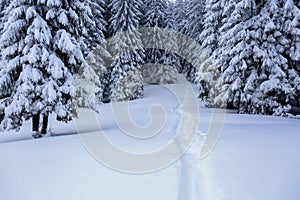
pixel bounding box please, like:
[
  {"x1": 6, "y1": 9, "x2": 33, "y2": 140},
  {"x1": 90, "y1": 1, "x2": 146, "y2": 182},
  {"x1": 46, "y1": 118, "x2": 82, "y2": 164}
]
[{"x1": 1, "y1": 82, "x2": 300, "y2": 200}]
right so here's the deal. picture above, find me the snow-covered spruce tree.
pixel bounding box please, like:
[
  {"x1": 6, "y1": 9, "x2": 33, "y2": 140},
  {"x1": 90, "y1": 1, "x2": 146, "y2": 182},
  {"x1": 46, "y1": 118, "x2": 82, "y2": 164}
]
[
  {"x1": 199, "y1": 0, "x2": 223, "y2": 55},
  {"x1": 173, "y1": 0, "x2": 189, "y2": 75},
  {"x1": 213, "y1": 0, "x2": 258, "y2": 110},
  {"x1": 68, "y1": 0, "x2": 107, "y2": 109},
  {"x1": 164, "y1": 1, "x2": 180, "y2": 81},
  {"x1": 0, "y1": 0, "x2": 5, "y2": 17},
  {"x1": 88, "y1": 0, "x2": 108, "y2": 41},
  {"x1": 0, "y1": 0, "x2": 8, "y2": 121},
  {"x1": 82, "y1": 0, "x2": 107, "y2": 52},
  {"x1": 282, "y1": 0, "x2": 300, "y2": 107},
  {"x1": 143, "y1": 0, "x2": 168, "y2": 64},
  {"x1": 181, "y1": 0, "x2": 205, "y2": 39},
  {"x1": 143, "y1": 0, "x2": 178, "y2": 84},
  {"x1": 44, "y1": 0, "x2": 99, "y2": 128},
  {"x1": 179, "y1": 0, "x2": 205, "y2": 82},
  {"x1": 244, "y1": 0, "x2": 294, "y2": 115},
  {"x1": 0, "y1": 0, "x2": 33, "y2": 132},
  {"x1": 196, "y1": 0, "x2": 223, "y2": 104},
  {"x1": 0, "y1": 0, "x2": 8, "y2": 32},
  {"x1": 283, "y1": 0, "x2": 300, "y2": 63},
  {"x1": 174, "y1": 0, "x2": 187, "y2": 34},
  {"x1": 77, "y1": 43, "x2": 112, "y2": 107},
  {"x1": 80, "y1": 0, "x2": 112, "y2": 103},
  {"x1": 196, "y1": 0, "x2": 298, "y2": 115},
  {"x1": 195, "y1": 51, "x2": 221, "y2": 106},
  {"x1": 0, "y1": 0, "x2": 95, "y2": 136},
  {"x1": 210, "y1": 0, "x2": 241, "y2": 109},
  {"x1": 104, "y1": 0, "x2": 113, "y2": 38},
  {"x1": 64, "y1": 0, "x2": 98, "y2": 56},
  {"x1": 174, "y1": 0, "x2": 196, "y2": 79},
  {"x1": 0, "y1": 0, "x2": 9, "y2": 63},
  {"x1": 108, "y1": 0, "x2": 144, "y2": 102}
]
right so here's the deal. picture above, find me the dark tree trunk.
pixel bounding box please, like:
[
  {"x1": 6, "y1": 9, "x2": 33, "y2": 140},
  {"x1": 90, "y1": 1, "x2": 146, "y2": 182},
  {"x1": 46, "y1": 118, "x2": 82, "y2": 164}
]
[
  {"x1": 41, "y1": 114, "x2": 49, "y2": 135},
  {"x1": 32, "y1": 114, "x2": 40, "y2": 132}
]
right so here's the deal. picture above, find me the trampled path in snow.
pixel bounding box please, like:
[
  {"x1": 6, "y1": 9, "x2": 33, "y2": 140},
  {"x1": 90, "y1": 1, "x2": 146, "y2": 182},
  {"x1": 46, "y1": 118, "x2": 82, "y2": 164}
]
[{"x1": 1, "y1": 75, "x2": 300, "y2": 200}]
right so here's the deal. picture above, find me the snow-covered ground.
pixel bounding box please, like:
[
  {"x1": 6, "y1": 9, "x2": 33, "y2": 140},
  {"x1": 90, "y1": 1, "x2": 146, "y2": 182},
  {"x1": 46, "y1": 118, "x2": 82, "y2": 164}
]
[{"x1": 1, "y1": 76, "x2": 300, "y2": 200}]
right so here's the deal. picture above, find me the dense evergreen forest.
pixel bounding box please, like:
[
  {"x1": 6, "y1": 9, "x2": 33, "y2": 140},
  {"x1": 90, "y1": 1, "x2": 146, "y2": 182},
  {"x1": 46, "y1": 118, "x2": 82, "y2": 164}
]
[{"x1": 0, "y1": 0, "x2": 299, "y2": 134}]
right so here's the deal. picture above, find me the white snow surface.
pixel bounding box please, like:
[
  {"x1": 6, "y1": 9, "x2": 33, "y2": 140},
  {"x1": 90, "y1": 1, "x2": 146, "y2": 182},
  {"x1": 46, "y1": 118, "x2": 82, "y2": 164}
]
[{"x1": 1, "y1": 76, "x2": 300, "y2": 200}]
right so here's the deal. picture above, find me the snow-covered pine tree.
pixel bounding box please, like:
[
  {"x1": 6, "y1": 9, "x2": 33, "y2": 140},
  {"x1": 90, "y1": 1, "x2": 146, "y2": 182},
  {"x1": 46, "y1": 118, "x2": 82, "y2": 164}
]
[
  {"x1": 104, "y1": 0, "x2": 113, "y2": 38},
  {"x1": 64, "y1": 0, "x2": 96, "y2": 56},
  {"x1": 213, "y1": 0, "x2": 258, "y2": 110},
  {"x1": 197, "y1": 0, "x2": 298, "y2": 115},
  {"x1": 199, "y1": 0, "x2": 223, "y2": 55},
  {"x1": 44, "y1": 0, "x2": 94, "y2": 122},
  {"x1": 196, "y1": 0, "x2": 223, "y2": 104},
  {"x1": 142, "y1": 0, "x2": 178, "y2": 84},
  {"x1": 210, "y1": 0, "x2": 241, "y2": 108},
  {"x1": 0, "y1": 0, "x2": 8, "y2": 32},
  {"x1": 137, "y1": 0, "x2": 146, "y2": 27},
  {"x1": 0, "y1": 0, "x2": 5, "y2": 16},
  {"x1": 80, "y1": 0, "x2": 107, "y2": 53},
  {"x1": 173, "y1": 0, "x2": 188, "y2": 75},
  {"x1": 66, "y1": 0, "x2": 105, "y2": 110},
  {"x1": 174, "y1": 0, "x2": 188, "y2": 33},
  {"x1": 284, "y1": 0, "x2": 300, "y2": 63},
  {"x1": 164, "y1": 0, "x2": 180, "y2": 81},
  {"x1": 88, "y1": 0, "x2": 108, "y2": 41},
  {"x1": 108, "y1": 0, "x2": 144, "y2": 102},
  {"x1": 0, "y1": 0, "x2": 9, "y2": 64},
  {"x1": 195, "y1": 50, "x2": 221, "y2": 106},
  {"x1": 179, "y1": 0, "x2": 205, "y2": 82},
  {"x1": 143, "y1": 0, "x2": 168, "y2": 62},
  {"x1": 0, "y1": 0, "x2": 95, "y2": 136},
  {"x1": 0, "y1": 0, "x2": 33, "y2": 132},
  {"x1": 174, "y1": 0, "x2": 197, "y2": 79},
  {"x1": 282, "y1": 0, "x2": 300, "y2": 104},
  {"x1": 181, "y1": 0, "x2": 205, "y2": 39},
  {"x1": 0, "y1": 0, "x2": 9, "y2": 121},
  {"x1": 79, "y1": 0, "x2": 112, "y2": 103},
  {"x1": 76, "y1": 43, "x2": 112, "y2": 108},
  {"x1": 75, "y1": 60, "x2": 102, "y2": 110},
  {"x1": 245, "y1": 0, "x2": 294, "y2": 115}
]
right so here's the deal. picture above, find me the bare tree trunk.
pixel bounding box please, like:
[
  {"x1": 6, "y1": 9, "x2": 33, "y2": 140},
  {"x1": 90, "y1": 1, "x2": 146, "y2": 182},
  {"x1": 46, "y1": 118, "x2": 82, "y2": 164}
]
[
  {"x1": 32, "y1": 114, "x2": 40, "y2": 133},
  {"x1": 41, "y1": 114, "x2": 49, "y2": 135}
]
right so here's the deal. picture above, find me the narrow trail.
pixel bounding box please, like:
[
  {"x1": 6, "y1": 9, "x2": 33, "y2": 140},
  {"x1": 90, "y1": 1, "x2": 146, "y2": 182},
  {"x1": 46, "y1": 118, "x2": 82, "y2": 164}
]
[
  {"x1": 170, "y1": 79, "x2": 200, "y2": 200},
  {"x1": 177, "y1": 153, "x2": 200, "y2": 200},
  {"x1": 172, "y1": 75, "x2": 218, "y2": 200},
  {"x1": 176, "y1": 137, "x2": 220, "y2": 200}
]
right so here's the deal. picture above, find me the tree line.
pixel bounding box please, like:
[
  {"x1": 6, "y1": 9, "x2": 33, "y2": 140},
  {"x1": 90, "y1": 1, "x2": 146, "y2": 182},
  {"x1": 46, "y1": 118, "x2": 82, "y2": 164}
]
[{"x1": 0, "y1": 0, "x2": 299, "y2": 136}]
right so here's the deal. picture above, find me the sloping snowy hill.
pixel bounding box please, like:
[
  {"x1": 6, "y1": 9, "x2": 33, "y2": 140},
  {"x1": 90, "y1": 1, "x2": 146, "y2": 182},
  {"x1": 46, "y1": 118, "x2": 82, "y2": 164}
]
[{"x1": 1, "y1": 78, "x2": 300, "y2": 200}]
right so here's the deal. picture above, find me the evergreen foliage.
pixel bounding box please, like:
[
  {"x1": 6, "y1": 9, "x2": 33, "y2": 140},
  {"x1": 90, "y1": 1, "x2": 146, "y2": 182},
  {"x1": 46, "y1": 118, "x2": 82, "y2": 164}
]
[
  {"x1": 0, "y1": 0, "x2": 97, "y2": 132},
  {"x1": 108, "y1": 0, "x2": 144, "y2": 102}
]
